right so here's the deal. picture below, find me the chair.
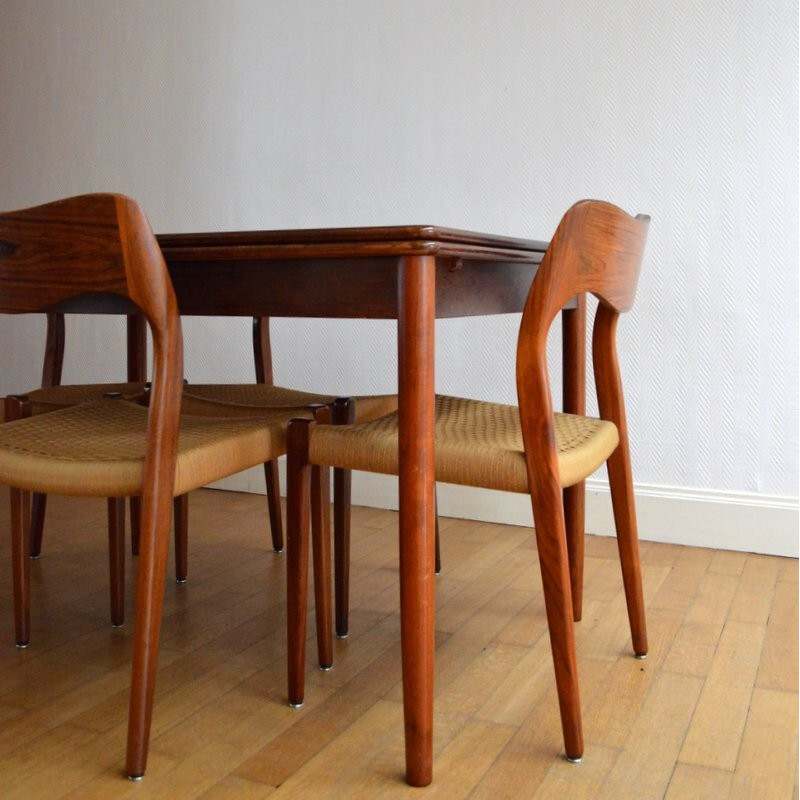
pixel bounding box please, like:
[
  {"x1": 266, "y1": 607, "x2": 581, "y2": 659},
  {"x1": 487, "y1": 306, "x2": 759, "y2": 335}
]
[
  {"x1": 0, "y1": 193, "x2": 311, "y2": 778},
  {"x1": 21, "y1": 315, "x2": 398, "y2": 635},
  {"x1": 285, "y1": 200, "x2": 650, "y2": 763}
]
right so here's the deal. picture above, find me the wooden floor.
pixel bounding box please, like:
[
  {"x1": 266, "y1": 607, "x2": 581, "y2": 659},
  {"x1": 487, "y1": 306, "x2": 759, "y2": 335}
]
[{"x1": 0, "y1": 488, "x2": 795, "y2": 799}]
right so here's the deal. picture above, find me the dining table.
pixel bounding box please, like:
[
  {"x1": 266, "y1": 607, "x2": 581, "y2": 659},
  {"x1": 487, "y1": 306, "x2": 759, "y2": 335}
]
[{"x1": 145, "y1": 224, "x2": 588, "y2": 787}]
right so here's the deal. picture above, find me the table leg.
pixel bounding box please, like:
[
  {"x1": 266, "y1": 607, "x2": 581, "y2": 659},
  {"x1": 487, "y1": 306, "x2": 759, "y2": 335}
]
[
  {"x1": 562, "y1": 294, "x2": 586, "y2": 622},
  {"x1": 397, "y1": 254, "x2": 436, "y2": 787}
]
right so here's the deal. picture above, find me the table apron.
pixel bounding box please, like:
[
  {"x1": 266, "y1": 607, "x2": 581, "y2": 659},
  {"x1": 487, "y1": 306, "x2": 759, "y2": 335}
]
[{"x1": 164, "y1": 256, "x2": 548, "y2": 319}]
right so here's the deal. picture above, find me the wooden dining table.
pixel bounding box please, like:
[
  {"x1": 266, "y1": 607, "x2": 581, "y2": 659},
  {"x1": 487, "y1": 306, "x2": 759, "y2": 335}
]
[{"x1": 149, "y1": 224, "x2": 587, "y2": 787}]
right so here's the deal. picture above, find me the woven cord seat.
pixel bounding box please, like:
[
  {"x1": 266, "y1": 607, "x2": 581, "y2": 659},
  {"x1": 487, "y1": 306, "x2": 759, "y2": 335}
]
[
  {"x1": 309, "y1": 395, "x2": 618, "y2": 491},
  {"x1": 0, "y1": 398, "x2": 305, "y2": 497},
  {"x1": 185, "y1": 384, "x2": 397, "y2": 423},
  {"x1": 23, "y1": 382, "x2": 148, "y2": 416}
]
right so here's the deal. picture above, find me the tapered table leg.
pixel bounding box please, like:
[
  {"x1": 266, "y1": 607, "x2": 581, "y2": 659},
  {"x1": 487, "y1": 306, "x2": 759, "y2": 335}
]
[
  {"x1": 397, "y1": 254, "x2": 436, "y2": 787},
  {"x1": 562, "y1": 295, "x2": 586, "y2": 622}
]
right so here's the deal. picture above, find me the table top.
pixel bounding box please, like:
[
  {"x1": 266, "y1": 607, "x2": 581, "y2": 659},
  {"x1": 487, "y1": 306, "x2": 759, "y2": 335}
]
[{"x1": 157, "y1": 224, "x2": 548, "y2": 263}]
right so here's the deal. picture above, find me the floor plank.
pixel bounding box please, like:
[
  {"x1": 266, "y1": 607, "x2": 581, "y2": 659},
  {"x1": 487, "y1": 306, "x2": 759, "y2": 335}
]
[{"x1": 0, "y1": 489, "x2": 794, "y2": 798}]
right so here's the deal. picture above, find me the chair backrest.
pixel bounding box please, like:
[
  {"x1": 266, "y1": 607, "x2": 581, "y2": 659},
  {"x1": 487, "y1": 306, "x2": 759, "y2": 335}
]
[
  {"x1": 0, "y1": 193, "x2": 183, "y2": 544},
  {"x1": 515, "y1": 200, "x2": 649, "y2": 497}
]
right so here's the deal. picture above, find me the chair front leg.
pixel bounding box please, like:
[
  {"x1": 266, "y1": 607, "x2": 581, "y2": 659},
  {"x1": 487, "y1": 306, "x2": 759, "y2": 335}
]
[
  {"x1": 311, "y1": 463, "x2": 333, "y2": 669},
  {"x1": 129, "y1": 497, "x2": 141, "y2": 556},
  {"x1": 108, "y1": 498, "x2": 126, "y2": 628},
  {"x1": 263, "y1": 460, "x2": 284, "y2": 552},
  {"x1": 286, "y1": 417, "x2": 315, "y2": 706},
  {"x1": 531, "y1": 481, "x2": 583, "y2": 761},
  {"x1": 29, "y1": 493, "x2": 47, "y2": 559},
  {"x1": 173, "y1": 494, "x2": 188, "y2": 583},
  {"x1": 331, "y1": 398, "x2": 355, "y2": 638},
  {"x1": 10, "y1": 488, "x2": 31, "y2": 648},
  {"x1": 125, "y1": 493, "x2": 175, "y2": 779}
]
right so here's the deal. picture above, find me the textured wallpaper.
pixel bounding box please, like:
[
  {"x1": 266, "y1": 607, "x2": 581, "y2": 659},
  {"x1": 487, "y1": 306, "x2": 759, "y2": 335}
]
[{"x1": 0, "y1": 0, "x2": 796, "y2": 497}]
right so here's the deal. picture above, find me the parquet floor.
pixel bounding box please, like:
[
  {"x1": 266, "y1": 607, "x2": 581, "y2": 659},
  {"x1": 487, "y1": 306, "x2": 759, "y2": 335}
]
[{"x1": 0, "y1": 488, "x2": 795, "y2": 798}]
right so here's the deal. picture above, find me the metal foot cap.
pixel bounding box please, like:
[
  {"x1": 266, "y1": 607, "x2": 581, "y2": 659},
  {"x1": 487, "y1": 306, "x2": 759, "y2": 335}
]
[
  {"x1": 15, "y1": 641, "x2": 29, "y2": 650},
  {"x1": 288, "y1": 700, "x2": 304, "y2": 709},
  {"x1": 319, "y1": 663, "x2": 333, "y2": 672},
  {"x1": 127, "y1": 774, "x2": 144, "y2": 782},
  {"x1": 634, "y1": 652, "x2": 648, "y2": 660},
  {"x1": 175, "y1": 577, "x2": 187, "y2": 584},
  {"x1": 335, "y1": 632, "x2": 349, "y2": 640},
  {"x1": 566, "y1": 755, "x2": 583, "y2": 764}
]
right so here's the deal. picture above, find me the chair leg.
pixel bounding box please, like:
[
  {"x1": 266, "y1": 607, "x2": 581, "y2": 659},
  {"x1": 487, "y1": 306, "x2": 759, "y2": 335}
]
[
  {"x1": 434, "y1": 491, "x2": 441, "y2": 575},
  {"x1": 332, "y1": 463, "x2": 351, "y2": 638},
  {"x1": 311, "y1": 464, "x2": 333, "y2": 669},
  {"x1": 29, "y1": 492, "x2": 47, "y2": 559},
  {"x1": 286, "y1": 418, "x2": 315, "y2": 706},
  {"x1": 531, "y1": 484, "x2": 583, "y2": 761},
  {"x1": 173, "y1": 494, "x2": 188, "y2": 583},
  {"x1": 331, "y1": 398, "x2": 355, "y2": 638},
  {"x1": 606, "y1": 443, "x2": 648, "y2": 657},
  {"x1": 130, "y1": 497, "x2": 141, "y2": 556},
  {"x1": 10, "y1": 488, "x2": 31, "y2": 648},
  {"x1": 125, "y1": 493, "x2": 175, "y2": 779},
  {"x1": 108, "y1": 498, "x2": 126, "y2": 627},
  {"x1": 563, "y1": 482, "x2": 585, "y2": 621},
  {"x1": 263, "y1": 460, "x2": 284, "y2": 553}
]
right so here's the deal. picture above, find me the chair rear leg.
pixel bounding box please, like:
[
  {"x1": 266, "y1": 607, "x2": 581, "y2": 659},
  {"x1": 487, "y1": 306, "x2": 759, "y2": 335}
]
[
  {"x1": 563, "y1": 482, "x2": 585, "y2": 621},
  {"x1": 173, "y1": 494, "x2": 188, "y2": 583},
  {"x1": 108, "y1": 498, "x2": 126, "y2": 627},
  {"x1": 606, "y1": 442, "x2": 647, "y2": 657},
  {"x1": 531, "y1": 484, "x2": 583, "y2": 761},
  {"x1": 263, "y1": 460, "x2": 284, "y2": 553},
  {"x1": 10, "y1": 488, "x2": 31, "y2": 648}
]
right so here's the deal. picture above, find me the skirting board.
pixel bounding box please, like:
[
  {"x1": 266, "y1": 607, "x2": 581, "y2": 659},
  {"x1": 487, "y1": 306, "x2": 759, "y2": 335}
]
[{"x1": 210, "y1": 461, "x2": 799, "y2": 559}]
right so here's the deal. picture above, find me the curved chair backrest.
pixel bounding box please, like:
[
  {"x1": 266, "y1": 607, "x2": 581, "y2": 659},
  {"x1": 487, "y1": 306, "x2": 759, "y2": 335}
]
[
  {"x1": 0, "y1": 192, "x2": 183, "y2": 561},
  {"x1": 515, "y1": 200, "x2": 649, "y2": 500}
]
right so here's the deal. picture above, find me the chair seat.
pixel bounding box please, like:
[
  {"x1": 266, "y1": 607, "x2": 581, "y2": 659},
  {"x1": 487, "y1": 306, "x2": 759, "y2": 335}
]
[
  {"x1": 185, "y1": 384, "x2": 398, "y2": 423},
  {"x1": 17, "y1": 382, "x2": 397, "y2": 424},
  {"x1": 0, "y1": 398, "x2": 303, "y2": 497},
  {"x1": 23, "y1": 382, "x2": 148, "y2": 416},
  {"x1": 309, "y1": 395, "x2": 619, "y2": 491}
]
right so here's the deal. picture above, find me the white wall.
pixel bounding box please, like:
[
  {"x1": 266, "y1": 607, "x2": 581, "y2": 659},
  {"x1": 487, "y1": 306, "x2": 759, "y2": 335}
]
[{"x1": 0, "y1": 1, "x2": 797, "y2": 553}]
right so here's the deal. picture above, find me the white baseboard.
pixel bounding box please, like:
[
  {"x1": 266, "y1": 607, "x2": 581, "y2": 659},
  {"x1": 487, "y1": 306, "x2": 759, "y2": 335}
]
[{"x1": 210, "y1": 462, "x2": 799, "y2": 558}]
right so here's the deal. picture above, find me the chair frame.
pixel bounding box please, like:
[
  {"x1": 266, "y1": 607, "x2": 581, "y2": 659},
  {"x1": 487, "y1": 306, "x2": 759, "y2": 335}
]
[
  {"x1": 32, "y1": 312, "x2": 366, "y2": 633},
  {"x1": 0, "y1": 194, "x2": 183, "y2": 779}
]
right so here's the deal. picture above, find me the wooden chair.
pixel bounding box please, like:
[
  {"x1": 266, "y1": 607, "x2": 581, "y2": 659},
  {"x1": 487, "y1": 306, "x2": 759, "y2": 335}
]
[
  {"x1": 0, "y1": 193, "x2": 315, "y2": 779},
  {"x1": 21, "y1": 316, "x2": 397, "y2": 635},
  {"x1": 285, "y1": 200, "x2": 650, "y2": 763}
]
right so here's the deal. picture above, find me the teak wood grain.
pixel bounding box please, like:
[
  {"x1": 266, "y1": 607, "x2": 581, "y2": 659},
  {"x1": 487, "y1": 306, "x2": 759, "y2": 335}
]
[{"x1": 0, "y1": 194, "x2": 184, "y2": 779}]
